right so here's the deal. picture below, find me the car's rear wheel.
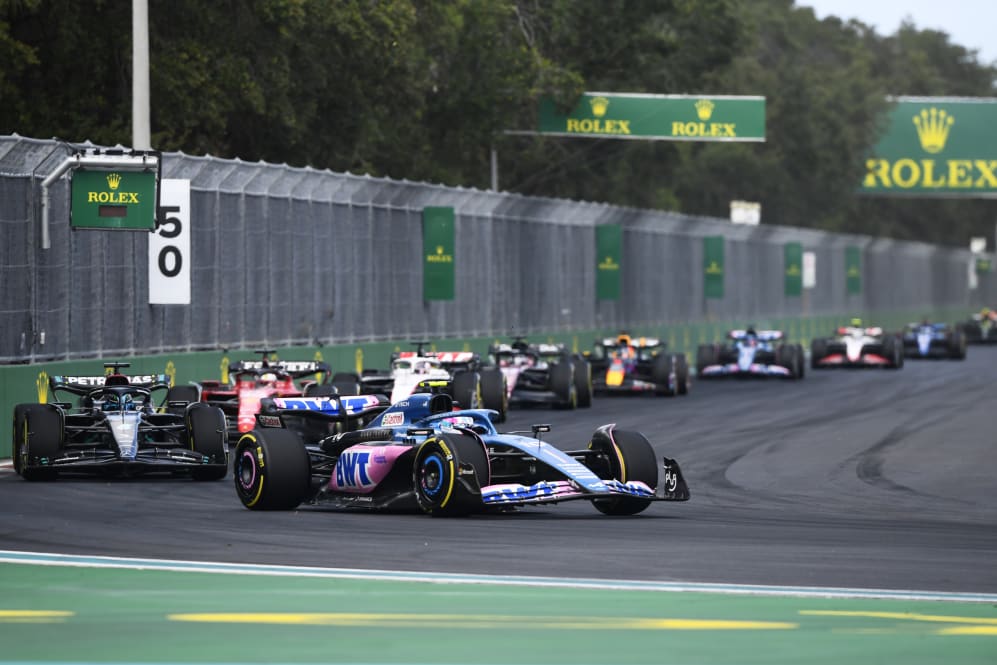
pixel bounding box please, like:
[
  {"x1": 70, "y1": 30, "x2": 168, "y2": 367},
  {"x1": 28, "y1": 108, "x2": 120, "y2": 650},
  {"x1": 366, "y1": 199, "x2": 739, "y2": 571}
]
[
  {"x1": 188, "y1": 404, "x2": 228, "y2": 480},
  {"x1": 776, "y1": 344, "x2": 804, "y2": 379},
  {"x1": 572, "y1": 357, "x2": 593, "y2": 407},
  {"x1": 652, "y1": 353, "x2": 675, "y2": 396},
  {"x1": 695, "y1": 344, "x2": 718, "y2": 377},
  {"x1": 883, "y1": 335, "x2": 903, "y2": 369},
  {"x1": 810, "y1": 338, "x2": 828, "y2": 369},
  {"x1": 234, "y1": 428, "x2": 312, "y2": 510},
  {"x1": 673, "y1": 354, "x2": 689, "y2": 394},
  {"x1": 331, "y1": 372, "x2": 362, "y2": 395},
  {"x1": 549, "y1": 361, "x2": 576, "y2": 409},
  {"x1": 413, "y1": 432, "x2": 488, "y2": 517},
  {"x1": 479, "y1": 368, "x2": 507, "y2": 422},
  {"x1": 587, "y1": 428, "x2": 657, "y2": 516},
  {"x1": 451, "y1": 371, "x2": 481, "y2": 409},
  {"x1": 948, "y1": 330, "x2": 967, "y2": 359},
  {"x1": 17, "y1": 404, "x2": 62, "y2": 481},
  {"x1": 164, "y1": 385, "x2": 199, "y2": 415},
  {"x1": 303, "y1": 382, "x2": 335, "y2": 397}
]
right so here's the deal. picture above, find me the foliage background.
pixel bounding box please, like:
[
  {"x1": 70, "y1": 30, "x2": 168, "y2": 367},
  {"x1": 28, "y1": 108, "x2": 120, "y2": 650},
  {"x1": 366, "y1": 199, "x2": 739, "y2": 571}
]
[{"x1": 2, "y1": 0, "x2": 995, "y2": 247}]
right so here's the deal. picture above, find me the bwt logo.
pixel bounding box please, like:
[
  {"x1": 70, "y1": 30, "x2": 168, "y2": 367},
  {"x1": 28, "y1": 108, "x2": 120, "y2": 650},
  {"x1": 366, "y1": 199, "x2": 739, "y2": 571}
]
[{"x1": 335, "y1": 451, "x2": 372, "y2": 487}]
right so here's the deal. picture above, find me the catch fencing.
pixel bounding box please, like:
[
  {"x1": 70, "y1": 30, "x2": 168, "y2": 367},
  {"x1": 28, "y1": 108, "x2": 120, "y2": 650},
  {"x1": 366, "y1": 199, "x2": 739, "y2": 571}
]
[{"x1": 1, "y1": 134, "x2": 991, "y2": 364}]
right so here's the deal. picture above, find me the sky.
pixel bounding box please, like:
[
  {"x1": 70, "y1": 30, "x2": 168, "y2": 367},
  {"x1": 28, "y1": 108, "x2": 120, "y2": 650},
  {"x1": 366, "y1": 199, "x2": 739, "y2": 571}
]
[{"x1": 799, "y1": 0, "x2": 997, "y2": 66}]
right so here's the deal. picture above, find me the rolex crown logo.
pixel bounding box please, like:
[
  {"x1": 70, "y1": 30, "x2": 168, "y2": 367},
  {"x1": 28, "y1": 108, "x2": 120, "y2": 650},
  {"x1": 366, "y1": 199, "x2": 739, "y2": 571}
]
[
  {"x1": 589, "y1": 96, "x2": 610, "y2": 118},
  {"x1": 106, "y1": 172, "x2": 122, "y2": 190},
  {"x1": 436, "y1": 245, "x2": 444, "y2": 254},
  {"x1": 913, "y1": 108, "x2": 954, "y2": 154},
  {"x1": 695, "y1": 99, "x2": 715, "y2": 121}
]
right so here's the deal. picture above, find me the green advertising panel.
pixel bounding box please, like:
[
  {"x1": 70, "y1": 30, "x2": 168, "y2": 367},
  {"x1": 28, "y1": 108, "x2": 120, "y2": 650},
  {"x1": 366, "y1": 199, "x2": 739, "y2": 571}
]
[
  {"x1": 423, "y1": 206, "x2": 455, "y2": 301},
  {"x1": 70, "y1": 169, "x2": 157, "y2": 230},
  {"x1": 704, "y1": 236, "x2": 725, "y2": 299},
  {"x1": 530, "y1": 93, "x2": 766, "y2": 142},
  {"x1": 846, "y1": 246, "x2": 862, "y2": 295},
  {"x1": 863, "y1": 97, "x2": 997, "y2": 196},
  {"x1": 596, "y1": 225, "x2": 622, "y2": 301},
  {"x1": 784, "y1": 242, "x2": 803, "y2": 297},
  {"x1": 976, "y1": 256, "x2": 993, "y2": 274}
]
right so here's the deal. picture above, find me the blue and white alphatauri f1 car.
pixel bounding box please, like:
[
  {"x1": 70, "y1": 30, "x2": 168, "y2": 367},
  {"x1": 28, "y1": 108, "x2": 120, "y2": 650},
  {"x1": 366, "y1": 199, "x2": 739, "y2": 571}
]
[
  {"x1": 233, "y1": 392, "x2": 689, "y2": 516},
  {"x1": 901, "y1": 322, "x2": 967, "y2": 360},
  {"x1": 696, "y1": 329, "x2": 804, "y2": 379}
]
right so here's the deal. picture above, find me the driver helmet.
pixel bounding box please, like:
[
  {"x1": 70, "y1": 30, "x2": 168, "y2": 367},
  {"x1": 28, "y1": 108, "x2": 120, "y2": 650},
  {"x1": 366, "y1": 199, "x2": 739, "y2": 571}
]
[
  {"x1": 260, "y1": 372, "x2": 278, "y2": 382},
  {"x1": 850, "y1": 317, "x2": 863, "y2": 327}
]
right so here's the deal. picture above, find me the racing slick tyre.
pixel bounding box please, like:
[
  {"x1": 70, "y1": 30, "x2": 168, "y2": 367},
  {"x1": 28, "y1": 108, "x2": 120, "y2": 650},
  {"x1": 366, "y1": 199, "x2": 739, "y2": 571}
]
[
  {"x1": 964, "y1": 322, "x2": 982, "y2": 342},
  {"x1": 479, "y1": 368, "x2": 508, "y2": 422},
  {"x1": 164, "y1": 385, "x2": 200, "y2": 415},
  {"x1": 883, "y1": 335, "x2": 903, "y2": 369},
  {"x1": 303, "y1": 382, "x2": 335, "y2": 397},
  {"x1": 234, "y1": 428, "x2": 311, "y2": 510},
  {"x1": 695, "y1": 344, "x2": 718, "y2": 377},
  {"x1": 587, "y1": 428, "x2": 657, "y2": 516},
  {"x1": 451, "y1": 371, "x2": 481, "y2": 410},
  {"x1": 187, "y1": 404, "x2": 229, "y2": 480},
  {"x1": 948, "y1": 330, "x2": 967, "y2": 359},
  {"x1": 673, "y1": 354, "x2": 690, "y2": 395},
  {"x1": 776, "y1": 344, "x2": 804, "y2": 379},
  {"x1": 572, "y1": 357, "x2": 594, "y2": 407},
  {"x1": 794, "y1": 344, "x2": 806, "y2": 378},
  {"x1": 810, "y1": 339, "x2": 828, "y2": 369},
  {"x1": 652, "y1": 353, "x2": 675, "y2": 396},
  {"x1": 549, "y1": 361, "x2": 577, "y2": 409},
  {"x1": 331, "y1": 372, "x2": 362, "y2": 395},
  {"x1": 16, "y1": 403, "x2": 63, "y2": 481},
  {"x1": 413, "y1": 431, "x2": 489, "y2": 517}
]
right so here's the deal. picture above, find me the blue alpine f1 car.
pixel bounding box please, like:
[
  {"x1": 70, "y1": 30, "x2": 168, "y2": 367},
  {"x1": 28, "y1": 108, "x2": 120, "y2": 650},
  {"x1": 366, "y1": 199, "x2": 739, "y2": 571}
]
[{"x1": 233, "y1": 392, "x2": 689, "y2": 516}]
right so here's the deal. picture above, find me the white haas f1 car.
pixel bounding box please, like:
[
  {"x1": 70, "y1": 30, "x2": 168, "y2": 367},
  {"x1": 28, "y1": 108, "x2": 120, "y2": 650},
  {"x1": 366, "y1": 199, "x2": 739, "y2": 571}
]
[
  {"x1": 811, "y1": 322, "x2": 903, "y2": 369},
  {"x1": 12, "y1": 363, "x2": 228, "y2": 481},
  {"x1": 234, "y1": 392, "x2": 689, "y2": 516},
  {"x1": 360, "y1": 342, "x2": 506, "y2": 420},
  {"x1": 696, "y1": 329, "x2": 804, "y2": 379}
]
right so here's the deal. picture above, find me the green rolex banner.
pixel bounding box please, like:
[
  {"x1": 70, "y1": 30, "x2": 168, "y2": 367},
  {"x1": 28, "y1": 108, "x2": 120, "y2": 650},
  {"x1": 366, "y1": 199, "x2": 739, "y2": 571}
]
[
  {"x1": 846, "y1": 246, "x2": 862, "y2": 295},
  {"x1": 976, "y1": 256, "x2": 993, "y2": 274},
  {"x1": 784, "y1": 242, "x2": 803, "y2": 297},
  {"x1": 71, "y1": 169, "x2": 158, "y2": 230},
  {"x1": 423, "y1": 207, "x2": 455, "y2": 301},
  {"x1": 862, "y1": 97, "x2": 997, "y2": 196},
  {"x1": 596, "y1": 225, "x2": 622, "y2": 301},
  {"x1": 704, "y1": 236, "x2": 725, "y2": 299},
  {"x1": 530, "y1": 93, "x2": 766, "y2": 142}
]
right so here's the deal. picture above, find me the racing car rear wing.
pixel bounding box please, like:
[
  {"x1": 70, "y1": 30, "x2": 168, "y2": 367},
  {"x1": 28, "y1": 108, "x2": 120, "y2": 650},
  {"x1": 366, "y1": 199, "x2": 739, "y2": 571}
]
[
  {"x1": 49, "y1": 373, "x2": 171, "y2": 395},
  {"x1": 257, "y1": 394, "x2": 390, "y2": 428},
  {"x1": 229, "y1": 359, "x2": 332, "y2": 379},
  {"x1": 728, "y1": 329, "x2": 783, "y2": 341}
]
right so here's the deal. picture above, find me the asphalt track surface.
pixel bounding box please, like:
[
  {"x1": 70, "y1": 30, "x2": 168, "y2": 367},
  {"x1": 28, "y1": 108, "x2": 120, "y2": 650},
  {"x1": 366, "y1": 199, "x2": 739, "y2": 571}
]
[{"x1": 2, "y1": 346, "x2": 996, "y2": 594}]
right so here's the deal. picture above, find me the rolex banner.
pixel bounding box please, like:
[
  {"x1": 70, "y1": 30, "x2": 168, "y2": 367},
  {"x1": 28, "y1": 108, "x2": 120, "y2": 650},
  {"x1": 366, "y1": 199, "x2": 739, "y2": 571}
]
[
  {"x1": 596, "y1": 224, "x2": 621, "y2": 301},
  {"x1": 863, "y1": 97, "x2": 997, "y2": 196},
  {"x1": 704, "y1": 236, "x2": 724, "y2": 299},
  {"x1": 528, "y1": 93, "x2": 766, "y2": 142},
  {"x1": 423, "y1": 206, "x2": 455, "y2": 301},
  {"x1": 846, "y1": 246, "x2": 862, "y2": 295},
  {"x1": 784, "y1": 242, "x2": 802, "y2": 297}
]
